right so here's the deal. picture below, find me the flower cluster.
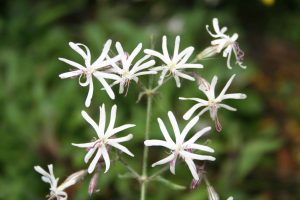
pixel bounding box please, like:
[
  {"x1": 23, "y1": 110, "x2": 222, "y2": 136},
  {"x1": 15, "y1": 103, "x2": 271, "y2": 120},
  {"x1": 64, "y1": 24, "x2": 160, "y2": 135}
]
[
  {"x1": 35, "y1": 18, "x2": 247, "y2": 200},
  {"x1": 58, "y1": 36, "x2": 202, "y2": 107}
]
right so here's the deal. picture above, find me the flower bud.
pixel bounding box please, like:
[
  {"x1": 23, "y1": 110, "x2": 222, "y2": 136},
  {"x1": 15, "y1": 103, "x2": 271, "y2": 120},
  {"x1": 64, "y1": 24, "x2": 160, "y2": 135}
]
[
  {"x1": 196, "y1": 46, "x2": 219, "y2": 60},
  {"x1": 88, "y1": 170, "x2": 100, "y2": 196}
]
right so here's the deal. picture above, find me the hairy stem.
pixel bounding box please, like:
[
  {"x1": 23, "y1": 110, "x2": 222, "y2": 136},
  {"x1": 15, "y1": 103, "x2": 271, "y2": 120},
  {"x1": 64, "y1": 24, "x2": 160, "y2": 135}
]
[{"x1": 140, "y1": 80, "x2": 153, "y2": 200}]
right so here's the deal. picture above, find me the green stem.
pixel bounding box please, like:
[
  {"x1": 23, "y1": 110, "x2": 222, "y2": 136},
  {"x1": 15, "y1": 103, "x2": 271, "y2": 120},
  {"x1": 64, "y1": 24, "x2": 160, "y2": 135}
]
[{"x1": 140, "y1": 87, "x2": 153, "y2": 200}]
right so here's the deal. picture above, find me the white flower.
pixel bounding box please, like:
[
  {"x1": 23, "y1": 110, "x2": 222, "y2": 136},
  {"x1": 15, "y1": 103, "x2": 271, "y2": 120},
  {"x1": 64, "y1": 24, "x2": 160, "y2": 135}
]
[
  {"x1": 109, "y1": 42, "x2": 156, "y2": 94},
  {"x1": 144, "y1": 111, "x2": 215, "y2": 180},
  {"x1": 59, "y1": 40, "x2": 121, "y2": 107},
  {"x1": 72, "y1": 104, "x2": 135, "y2": 174},
  {"x1": 34, "y1": 164, "x2": 86, "y2": 200},
  {"x1": 179, "y1": 74, "x2": 246, "y2": 132},
  {"x1": 206, "y1": 18, "x2": 246, "y2": 69},
  {"x1": 144, "y1": 36, "x2": 203, "y2": 87}
]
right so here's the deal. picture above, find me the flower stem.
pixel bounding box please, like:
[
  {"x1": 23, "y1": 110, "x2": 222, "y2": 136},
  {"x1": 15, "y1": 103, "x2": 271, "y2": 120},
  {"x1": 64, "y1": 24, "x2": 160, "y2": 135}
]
[{"x1": 140, "y1": 80, "x2": 153, "y2": 200}]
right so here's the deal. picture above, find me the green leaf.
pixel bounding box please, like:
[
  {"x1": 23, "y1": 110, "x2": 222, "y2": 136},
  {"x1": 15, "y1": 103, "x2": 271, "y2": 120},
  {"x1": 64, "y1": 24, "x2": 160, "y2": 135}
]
[{"x1": 236, "y1": 138, "x2": 282, "y2": 179}]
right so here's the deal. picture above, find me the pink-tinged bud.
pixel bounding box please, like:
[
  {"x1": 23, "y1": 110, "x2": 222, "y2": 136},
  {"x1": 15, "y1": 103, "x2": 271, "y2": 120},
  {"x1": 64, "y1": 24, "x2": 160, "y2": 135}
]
[
  {"x1": 88, "y1": 171, "x2": 100, "y2": 196},
  {"x1": 190, "y1": 164, "x2": 205, "y2": 190},
  {"x1": 214, "y1": 115, "x2": 222, "y2": 132}
]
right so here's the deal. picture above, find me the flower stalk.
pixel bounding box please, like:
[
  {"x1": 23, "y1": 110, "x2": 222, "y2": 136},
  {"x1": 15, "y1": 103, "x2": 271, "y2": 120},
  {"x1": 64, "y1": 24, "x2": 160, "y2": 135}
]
[{"x1": 140, "y1": 78, "x2": 154, "y2": 200}]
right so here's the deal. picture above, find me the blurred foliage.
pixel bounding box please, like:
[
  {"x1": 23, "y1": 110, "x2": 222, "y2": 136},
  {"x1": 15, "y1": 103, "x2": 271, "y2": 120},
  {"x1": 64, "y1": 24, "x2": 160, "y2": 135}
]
[{"x1": 1, "y1": 0, "x2": 300, "y2": 200}]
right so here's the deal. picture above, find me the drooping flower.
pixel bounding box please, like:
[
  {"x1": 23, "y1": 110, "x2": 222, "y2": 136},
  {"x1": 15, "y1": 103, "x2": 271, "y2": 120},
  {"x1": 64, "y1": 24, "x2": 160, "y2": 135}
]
[
  {"x1": 206, "y1": 18, "x2": 246, "y2": 69},
  {"x1": 34, "y1": 164, "x2": 86, "y2": 200},
  {"x1": 109, "y1": 42, "x2": 156, "y2": 94},
  {"x1": 59, "y1": 40, "x2": 121, "y2": 107},
  {"x1": 144, "y1": 111, "x2": 215, "y2": 180},
  {"x1": 144, "y1": 36, "x2": 203, "y2": 87},
  {"x1": 179, "y1": 74, "x2": 247, "y2": 132},
  {"x1": 72, "y1": 104, "x2": 135, "y2": 174}
]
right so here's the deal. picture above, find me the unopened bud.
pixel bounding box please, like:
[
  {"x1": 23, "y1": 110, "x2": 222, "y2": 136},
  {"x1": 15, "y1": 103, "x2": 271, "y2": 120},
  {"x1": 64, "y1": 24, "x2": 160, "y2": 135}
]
[
  {"x1": 88, "y1": 171, "x2": 100, "y2": 196},
  {"x1": 60, "y1": 169, "x2": 87, "y2": 189},
  {"x1": 196, "y1": 46, "x2": 219, "y2": 60}
]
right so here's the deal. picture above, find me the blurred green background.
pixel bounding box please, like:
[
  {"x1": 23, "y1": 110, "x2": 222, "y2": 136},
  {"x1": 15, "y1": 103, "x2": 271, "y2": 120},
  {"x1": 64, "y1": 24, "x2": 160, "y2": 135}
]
[{"x1": 1, "y1": 0, "x2": 300, "y2": 199}]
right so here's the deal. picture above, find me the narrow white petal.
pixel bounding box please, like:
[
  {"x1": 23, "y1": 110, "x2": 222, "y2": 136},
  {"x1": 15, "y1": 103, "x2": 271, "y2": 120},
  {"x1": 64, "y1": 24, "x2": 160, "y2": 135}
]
[
  {"x1": 58, "y1": 58, "x2": 86, "y2": 70},
  {"x1": 212, "y1": 18, "x2": 220, "y2": 33},
  {"x1": 72, "y1": 141, "x2": 95, "y2": 148},
  {"x1": 178, "y1": 63, "x2": 203, "y2": 69},
  {"x1": 34, "y1": 166, "x2": 50, "y2": 177},
  {"x1": 131, "y1": 55, "x2": 151, "y2": 72},
  {"x1": 183, "y1": 103, "x2": 204, "y2": 120},
  {"x1": 218, "y1": 74, "x2": 235, "y2": 98},
  {"x1": 131, "y1": 60, "x2": 156, "y2": 73},
  {"x1": 93, "y1": 71, "x2": 120, "y2": 80},
  {"x1": 177, "y1": 47, "x2": 194, "y2": 66},
  {"x1": 101, "y1": 146, "x2": 110, "y2": 173},
  {"x1": 93, "y1": 74, "x2": 115, "y2": 100},
  {"x1": 106, "y1": 105, "x2": 117, "y2": 133},
  {"x1": 151, "y1": 66, "x2": 165, "y2": 71},
  {"x1": 226, "y1": 48, "x2": 233, "y2": 69},
  {"x1": 218, "y1": 103, "x2": 237, "y2": 111},
  {"x1": 84, "y1": 146, "x2": 98, "y2": 163},
  {"x1": 85, "y1": 76, "x2": 93, "y2": 107},
  {"x1": 108, "y1": 124, "x2": 136, "y2": 138},
  {"x1": 174, "y1": 75, "x2": 181, "y2": 88},
  {"x1": 173, "y1": 47, "x2": 194, "y2": 64},
  {"x1": 173, "y1": 36, "x2": 180, "y2": 58},
  {"x1": 179, "y1": 97, "x2": 208, "y2": 104},
  {"x1": 180, "y1": 116, "x2": 199, "y2": 142},
  {"x1": 116, "y1": 41, "x2": 125, "y2": 57},
  {"x1": 93, "y1": 39, "x2": 112, "y2": 67},
  {"x1": 157, "y1": 118, "x2": 175, "y2": 145},
  {"x1": 152, "y1": 154, "x2": 175, "y2": 167},
  {"x1": 185, "y1": 143, "x2": 214, "y2": 153},
  {"x1": 69, "y1": 42, "x2": 91, "y2": 65},
  {"x1": 197, "y1": 107, "x2": 210, "y2": 118},
  {"x1": 162, "y1": 36, "x2": 171, "y2": 62},
  {"x1": 175, "y1": 71, "x2": 195, "y2": 81},
  {"x1": 184, "y1": 158, "x2": 199, "y2": 180},
  {"x1": 88, "y1": 148, "x2": 102, "y2": 174},
  {"x1": 133, "y1": 71, "x2": 157, "y2": 77},
  {"x1": 181, "y1": 151, "x2": 216, "y2": 161},
  {"x1": 99, "y1": 104, "x2": 106, "y2": 136},
  {"x1": 209, "y1": 76, "x2": 218, "y2": 99},
  {"x1": 107, "y1": 134, "x2": 133, "y2": 143},
  {"x1": 167, "y1": 111, "x2": 181, "y2": 142},
  {"x1": 127, "y1": 43, "x2": 142, "y2": 67},
  {"x1": 185, "y1": 126, "x2": 211, "y2": 145},
  {"x1": 81, "y1": 111, "x2": 102, "y2": 137},
  {"x1": 144, "y1": 49, "x2": 170, "y2": 64},
  {"x1": 221, "y1": 93, "x2": 247, "y2": 100},
  {"x1": 231, "y1": 33, "x2": 239, "y2": 42},
  {"x1": 144, "y1": 140, "x2": 174, "y2": 149},
  {"x1": 158, "y1": 68, "x2": 168, "y2": 85},
  {"x1": 59, "y1": 70, "x2": 82, "y2": 79},
  {"x1": 108, "y1": 142, "x2": 134, "y2": 157}
]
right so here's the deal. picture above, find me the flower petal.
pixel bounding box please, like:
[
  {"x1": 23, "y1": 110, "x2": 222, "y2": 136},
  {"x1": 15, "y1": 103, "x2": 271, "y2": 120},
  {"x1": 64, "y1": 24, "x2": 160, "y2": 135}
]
[
  {"x1": 185, "y1": 126, "x2": 211, "y2": 145},
  {"x1": 88, "y1": 148, "x2": 102, "y2": 174},
  {"x1": 151, "y1": 154, "x2": 175, "y2": 167},
  {"x1": 157, "y1": 118, "x2": 175, "y2": 145},
  {"x1": 144, "y1": 140, "x2": 174, "y2": 149}
]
